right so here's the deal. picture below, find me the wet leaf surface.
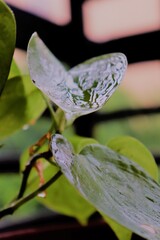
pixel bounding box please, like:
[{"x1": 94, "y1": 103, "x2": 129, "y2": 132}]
[{"x1": 27, "y1": 33, "x2": 127, "y2": 124}]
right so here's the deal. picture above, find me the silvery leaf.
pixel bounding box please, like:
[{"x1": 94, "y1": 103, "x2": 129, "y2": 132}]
[
  {"x1": 51, "y1": 134, "x2": 160, "y2": 240},
  {"x1": 27, "y1": 33, "x2": 127, "y2": 123}
]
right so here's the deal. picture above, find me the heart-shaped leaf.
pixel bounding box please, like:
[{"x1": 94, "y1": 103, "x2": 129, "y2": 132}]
[
  {"x1": 0, "y1": 0, "x2": 16, "y2": 95},
  {"x1": 27, "y1": 33, "x2": 127, "y2": 124},
  {"x1": 51, "y1": 134, "x2": 160, "y2": 240}
]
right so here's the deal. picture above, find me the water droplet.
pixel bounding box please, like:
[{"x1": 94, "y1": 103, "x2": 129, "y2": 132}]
[
  {"x1": 22, "y1": 124, "x2": 29, "y2": 130},
  {"x1": 38, "y1": 191, "x2": 46, "y2": 198}
]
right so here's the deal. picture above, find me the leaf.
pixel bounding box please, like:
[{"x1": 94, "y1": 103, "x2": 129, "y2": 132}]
[
  {"x1": 27, "y1": 33, "x2": 127, "y2": 124},
  {"x1": 68, "y1": 135, "x2": 98, "y2": 153},
  {"x1": 0, "y1": 174, "x2": 43, "y2": 219},
  {"x1": 0, "y1": 0, "x2": 16, "y2": 94},
  {"x1": 51, "y1": 134, "x2": 160, "y2": 240},
  {"x1": 8, "y1": 59, "x2": 21, "y2": 79},
  {"x1": 39, "y1": 166, "x2": 95, "y2": 225},
  {"x1": 102, "y1": 136, "x2": 159, "y2": 240},
  {"x1": 102, "y1": 215, "x2": 132, "y2": 240},
  {"x1": 0, "y1": 174, "x2": 21, "y2": 208},
  {"x1": 0, "y1": 75, "x2": 46, "y2": 140}
]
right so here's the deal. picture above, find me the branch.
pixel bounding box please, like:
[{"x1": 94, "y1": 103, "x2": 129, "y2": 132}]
[{"x1": 17, "y1": 150, "x2": 53, "y2": 199}]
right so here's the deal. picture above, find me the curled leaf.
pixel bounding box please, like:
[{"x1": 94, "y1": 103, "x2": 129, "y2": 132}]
[{"x1": 27, "y1": 33, "x2": 127, "y2": 124}]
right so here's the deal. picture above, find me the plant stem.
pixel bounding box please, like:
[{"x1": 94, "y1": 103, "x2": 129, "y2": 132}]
[
  {"x1": 42, "y1": 94, "x2": 59, "y2": 131},
  {"x1": 42, "y1": 94, "x2": 68, "y2": 133},
  {"x1": 17, "y1": 151, "x2": 52, "y2": 199},
  {"x1": 0, "y1": 170, "x2": 62, "y2": 219}
]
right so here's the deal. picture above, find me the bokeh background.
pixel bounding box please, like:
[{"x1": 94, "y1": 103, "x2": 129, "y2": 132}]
[{"x1": 0, "y1": 0, "x2": 160, "y2": 238}]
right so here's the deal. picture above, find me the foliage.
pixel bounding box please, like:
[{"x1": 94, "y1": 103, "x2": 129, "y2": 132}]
[
  {"x1": 0, "y1": 0, "x2": 16, "y2": 94},
  {"x1": 0, "y1": 2, "x2": 160, "y2": 240}
]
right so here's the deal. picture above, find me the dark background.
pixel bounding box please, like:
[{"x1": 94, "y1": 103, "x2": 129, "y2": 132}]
[{"x1": 11, "y1": 2, "x2": 160, "y2": 67}]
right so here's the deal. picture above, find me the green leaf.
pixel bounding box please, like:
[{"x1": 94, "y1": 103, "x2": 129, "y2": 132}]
[
  {"x1": 68, "y1": 135, "x2": 98, "y2": 153},
  {"x1": 27, "y1": 33, "x2": 127, "y2": 124},
  {"x1": 107, "y1": 136, "x2": 158, "y2": 181},
  {"x1": 0, "y1": 0, "x2": 16, "y2": 94},
  {"x1": 0, "y1": 173, "x2": 43, "y2": 220},
  {"x1": 102, "y1": 215, "x2": 132, "y2": 240},
  {"x1": 39, "y1": 166, "x2": 95, "y2": 225},
  {"x1": 51, "y1": 134, "x2": 160, "y2": 240},
  {"x1": 0, "y1": 75, "x2": 46, "y2": 140},
  {"x1": 8, "y1": 59, "x2": 21, "y2": 79},
  {"x1": 0, "y1": 174, "x2": 21, "y2": 208}
]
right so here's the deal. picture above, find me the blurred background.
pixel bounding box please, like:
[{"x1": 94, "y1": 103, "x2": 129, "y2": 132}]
[{"x1": 0, "y1": 0, "x2": 160, "y2": 239}]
